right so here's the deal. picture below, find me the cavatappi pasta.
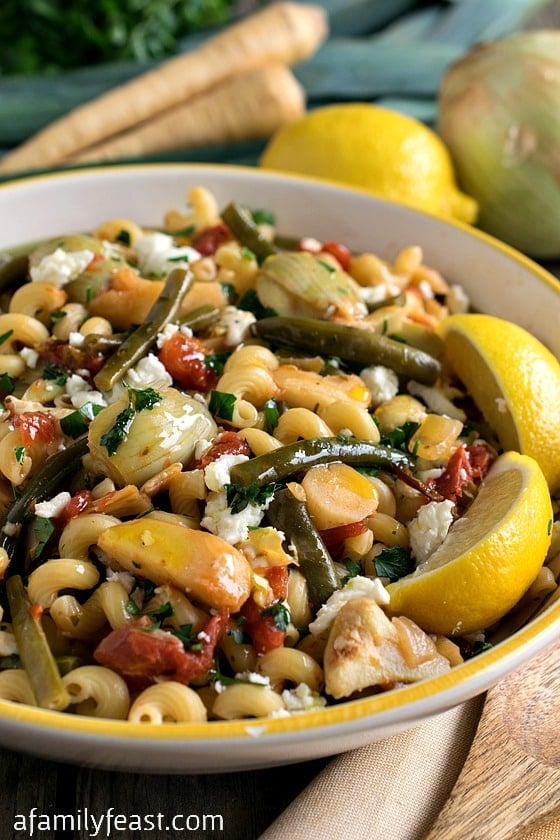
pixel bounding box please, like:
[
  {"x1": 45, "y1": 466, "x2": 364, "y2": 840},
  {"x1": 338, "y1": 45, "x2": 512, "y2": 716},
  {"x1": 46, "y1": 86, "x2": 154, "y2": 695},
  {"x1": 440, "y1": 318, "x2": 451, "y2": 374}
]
[{"x1": 0, "y1": 186, "x2": 557, "y2": 723}]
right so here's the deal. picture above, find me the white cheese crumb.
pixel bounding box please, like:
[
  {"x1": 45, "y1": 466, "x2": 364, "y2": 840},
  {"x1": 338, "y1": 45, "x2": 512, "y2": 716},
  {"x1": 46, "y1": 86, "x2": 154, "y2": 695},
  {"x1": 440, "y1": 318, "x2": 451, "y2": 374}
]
[
  {"x1": 360, "y1": 365, "x2": 399, "y2": 407},
  {"x1": 215, "y1": 306, "x2": 256, "y2": 347},
  {"x1": 446, "y1": 284, "x2": 470, "y2": 314},
  {"x1": 65, "y1": 373, "x2": 107, "y2": 409},
  {"x1": 105, "y1": 568, "x2": 136, "y2": 593},
  {"x1": 135, "y1": 232, "x2": 200, "y2": 276},
  {"x1": 0, "y1": 630, "x2": 18, "y2": 656},
  {"x1": 19, "y1": 347, "x2": 39, "y2": 368},
  {"x1": 30, "y1": 248, "x2": 94, "y2": 288},
  {"x1": 408, "y1": 499, "x2": 455, "y2": 565},
  {"x1": 236, "y1": 671, "x2": 271, "y2": 687},
  {"x1": 123, "y1": 353, "x2": 172, "y2": 390},
  {"x1": 281, "y1": 683, "x2": 327, "y2": 712},
  {"x1": 495, "y1": 397, "x2": 508, "y2": 414},
  {"x1": 156, "y1": 321, "x2": 193, "y2": 349},
  {"x1": 204, "y1": 453, "x2": 249, "y2": 492},
  {"x1": 309, "y1": 576, "x2": 390, "y2": 636},
  {"x1": 201, "y1": 489, "x2": 268, "y2": 544},
  {"x1": 34, "y1": 491, "x2": 71, "y2": 519}
]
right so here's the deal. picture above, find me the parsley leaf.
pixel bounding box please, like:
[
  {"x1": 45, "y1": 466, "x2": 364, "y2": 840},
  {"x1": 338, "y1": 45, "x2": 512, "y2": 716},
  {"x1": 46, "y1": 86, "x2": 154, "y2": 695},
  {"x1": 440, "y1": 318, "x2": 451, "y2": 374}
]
[
  {"x1": 251, "y1": 209, "x2": 275, "y2": 226},
  {"x1": 340, "y1": 558, "x2": 362, "y2": 586},
  {"x1": 263, "y1": 399, "x2": 279, "y2": 434},
  {"x1": 205, "y1": 352, "x2": 228, "y2": 377},
  {"x1": 374, "y1": 545, "x2": 414, "y2": 582},
  {"x1": 100, "y1": 386, "x2": 161, "y2": 455},
  {"x1": 60, "y1": 401, "x2": 103, "y2": 438},
  {"x1": 43, "y1": 362, "x2": 67, "y2": 385},
  {"x1": 208, "y1": 389, "x2": 236, "y2": 421},
  {"x1": 32, "y1": 517, "x2": 55, "y2": 560},
  {"x1": 225, "y1": 481, "x2": 282, "y2": 515},
  {"x1": 261, "y1": 602, "x2": 290, "y2": 632},
  {"x1": 380, "y1": 421, "x2": 420, "y2": 452}
]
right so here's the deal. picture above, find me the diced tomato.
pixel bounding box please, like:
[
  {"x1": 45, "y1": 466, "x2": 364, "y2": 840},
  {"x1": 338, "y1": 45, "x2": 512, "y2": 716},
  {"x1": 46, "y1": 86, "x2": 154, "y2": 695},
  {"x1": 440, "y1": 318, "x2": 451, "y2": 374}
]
[
  {"x1": 320, "y1": 519, "x2": 368, "y2": 557},
  {"x1": 158, "y1": 332, "x2": 218, "y2": 392},
  {"x1": 57, "y1": 489, "x2": 93, "y2": 529},
  {"x1": 29, "y1": 604, "x2": 44, "y2": 622},
  {"x1": 263, "y1": 565, "x2": 289, "y2": 601},
  {"x1": 322, "y1": 241, "x2": 351, "y2": 271},
  {"x1": 13, "y1": 412, "x2": 59, "y2": 445},
  {"x1": 94, "y1": 610, "x2": 228, "y2": 686},
  {"x1": 241, "y1": 596, "x2": 286, "y2": 655},
  {"x1": 429, "y1": 443, "x2": 495, "y2": 503},
  {"x1": 40, "y1": 341, "x2": 106, "y2": 376},
  {"x1": 192, "y1": 223, "x2": 231, "y2": 255},
  {"x1": 196, "y1": 431, "x2": 251, "y2": 469}
]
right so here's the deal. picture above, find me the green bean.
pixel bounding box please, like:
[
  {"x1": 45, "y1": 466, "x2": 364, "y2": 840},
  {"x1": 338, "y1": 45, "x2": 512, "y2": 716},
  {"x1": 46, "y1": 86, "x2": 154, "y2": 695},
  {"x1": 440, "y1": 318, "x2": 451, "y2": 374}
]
[
  {"x1": 253, "y1": 316, "x2": 441, "y2": 385},
  {"x1": 0, "y1": 436, "x2": 89, "y2": 566},
  {"x1": 229, "y1": 436, "x2": 413, "y2": 489},
  {"x1": 266, "y1": 488, "x2": 338, "y2": 610},
  {"x1": 93, "y1": 267, "x2": 193, "y2": 391},
  {"x1": 179, "y1": 303, "x2": 221, "y2": 333},
  {"x1": 6, "y1": 575, "x2": 70, "y2": 711},
  {"x1": 221, "y1": 202, "x2": 278, "y2": 263},
  {"x1": 82, "y1": 332, "x2": 128, "y2": 355}
]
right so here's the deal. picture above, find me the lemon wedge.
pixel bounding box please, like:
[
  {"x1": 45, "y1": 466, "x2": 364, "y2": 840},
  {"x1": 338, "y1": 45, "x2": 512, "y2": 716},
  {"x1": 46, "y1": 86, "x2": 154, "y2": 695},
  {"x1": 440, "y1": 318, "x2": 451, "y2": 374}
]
[
  {"x1": 259, "y1": 103, "x2": 478, "y2": 223},
  {"x1": 386, "y1": 452, "x2": 553, "y2": 636},
  {"x1": 436, "y1": 313, "x2": 560, "y2": 493}
]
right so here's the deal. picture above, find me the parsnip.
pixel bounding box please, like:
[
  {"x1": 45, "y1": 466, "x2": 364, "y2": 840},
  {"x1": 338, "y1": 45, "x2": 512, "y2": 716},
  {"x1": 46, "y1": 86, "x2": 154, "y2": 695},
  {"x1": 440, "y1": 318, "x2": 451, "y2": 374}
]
[
  {"x1": 65, "y1": 63, "x2": 305, "y2": 165},
  {"x1": 0, "y1": 2, "x2": 327, "y2": 172}
]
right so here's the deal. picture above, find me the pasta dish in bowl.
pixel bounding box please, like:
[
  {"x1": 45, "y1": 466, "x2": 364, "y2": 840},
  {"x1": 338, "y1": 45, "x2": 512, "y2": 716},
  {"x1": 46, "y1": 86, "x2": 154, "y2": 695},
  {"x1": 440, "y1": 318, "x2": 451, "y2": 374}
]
[{"x1": 0, "y1": 164, "x2": 558, "y2": 772}]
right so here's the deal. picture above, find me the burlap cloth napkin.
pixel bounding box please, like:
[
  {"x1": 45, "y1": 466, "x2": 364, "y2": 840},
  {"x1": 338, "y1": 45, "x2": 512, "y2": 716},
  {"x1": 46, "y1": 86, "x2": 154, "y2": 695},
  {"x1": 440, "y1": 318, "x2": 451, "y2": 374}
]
[{"x1": 259, "y1": 696, "x2": 559, "y2": 840}]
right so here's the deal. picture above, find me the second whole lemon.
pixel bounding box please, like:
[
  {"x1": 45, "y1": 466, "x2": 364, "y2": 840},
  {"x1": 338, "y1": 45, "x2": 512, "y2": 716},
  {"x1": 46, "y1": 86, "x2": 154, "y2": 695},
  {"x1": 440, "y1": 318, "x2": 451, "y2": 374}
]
[{"x1": 259, "y1": 103, "x2": 478, "y2": 223}]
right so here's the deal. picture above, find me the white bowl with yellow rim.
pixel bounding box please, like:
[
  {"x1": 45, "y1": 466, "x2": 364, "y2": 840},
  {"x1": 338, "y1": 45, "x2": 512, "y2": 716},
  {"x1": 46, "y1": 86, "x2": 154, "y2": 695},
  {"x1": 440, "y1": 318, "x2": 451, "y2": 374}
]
[{"x1": 0, "y1": 163, "x2": 558, "y2": 773}]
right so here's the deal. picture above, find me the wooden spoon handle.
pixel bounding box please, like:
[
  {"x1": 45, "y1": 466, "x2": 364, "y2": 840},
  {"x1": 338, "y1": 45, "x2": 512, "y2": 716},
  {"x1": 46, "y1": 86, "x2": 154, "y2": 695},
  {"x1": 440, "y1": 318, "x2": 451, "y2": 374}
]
[{"x1": 425, "y1": 640, "x2": 560, "y2": 840}]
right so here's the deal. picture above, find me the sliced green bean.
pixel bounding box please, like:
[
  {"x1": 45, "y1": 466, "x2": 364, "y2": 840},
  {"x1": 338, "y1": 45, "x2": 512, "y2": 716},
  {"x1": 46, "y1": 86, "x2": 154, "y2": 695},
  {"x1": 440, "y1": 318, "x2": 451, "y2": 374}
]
[
  {"x1": 179, "y1": 303, "x2": 221, "y2": 333},
  {"x1": 221, "y1": 202, "x2": 278, "y2": 262},
  {"x1": 229, "y1": 436, "x2": 413, "y2": 489},
  {"x1": 267, "y1": 488, "x2": 338, "y2": 610},
  {"x1": 6, "y1": 575, "x2": 70, "y2": 711},
  {"x1": 0, "y1": 436, "x2": 89, "y2": 566},
  {"x1": 253, "y1": 316, "x2": 441, "y2": 385},
  {"x1": 93, "y1": 267, "x2": 193, "y2": 391}
]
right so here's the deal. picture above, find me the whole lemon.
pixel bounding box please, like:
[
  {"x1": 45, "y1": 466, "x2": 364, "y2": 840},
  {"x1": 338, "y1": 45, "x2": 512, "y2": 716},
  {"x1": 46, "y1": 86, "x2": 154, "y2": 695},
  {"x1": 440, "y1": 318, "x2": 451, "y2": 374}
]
[{"x1": 259, "y1": 103, "x2": 478, "y2": 223}]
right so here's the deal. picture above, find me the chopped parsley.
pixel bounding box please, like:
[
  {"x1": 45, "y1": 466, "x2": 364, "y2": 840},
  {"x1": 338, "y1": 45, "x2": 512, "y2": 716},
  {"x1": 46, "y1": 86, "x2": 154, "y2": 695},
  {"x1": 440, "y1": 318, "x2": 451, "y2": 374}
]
[
  {"x1": 60, "y1": 401, "x2": 104, "y2": 438},
  {"x1": 116, "y1": 229, "x2": 131, "y2": 246},
  {"x1": 261, "y1": 601, "x2": 290, "y2": 632},
  {"x1": 100, "y1": 386, "x2": 161, "y2": 455},
  {"x1": 42, "y1": 362, "x2": 67, "y2": 385},
  {"x1": 380, "y1": 420, "x2": 421, "y2": 452},
  {"x1": 0, "y1": 372, "x2": 14, "y2": 395},
  {"x1": 208, "y1": 389, "x2": 236, "y2": 422},
  {"x1": 205, "y1": 352, "x2": 228, "y2": 377},
  {"x1": 31, "y1": 517, "x2": 55, "y2": 560},
  {"x1": 250, "y1": 209, "x2": 275, "y2": 226},
  {"x1": 171, "y1": 623, "x2": 204, "y2": 652},
  {"x1": 0, "y1": 329, "x2": 14, "y2": 346},
  {"x1": 14, "y1": 446, "x2": 25, "y2": 465},
  {"x1": 374, "y1": 545, "x2": 414, "y2": 582},
  {"x1": 263, "y1": 399, "x2": 279, "y2": 434},
  {"x1": 225, "y1": 480, "x2": 282, "y2": 515},
  {"x1": 236, "y1": 288, "x2": 276, "y2": 319},
  {"x1": 340, "y1": 558, "x2": 362, "y2": 586}
]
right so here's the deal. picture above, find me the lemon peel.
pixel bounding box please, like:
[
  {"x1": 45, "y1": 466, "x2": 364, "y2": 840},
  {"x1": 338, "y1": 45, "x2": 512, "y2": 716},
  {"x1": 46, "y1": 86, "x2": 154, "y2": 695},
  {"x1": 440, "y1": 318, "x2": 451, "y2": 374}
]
[
  {"x1": 386, "y1": 452, "x2": 553, "y2": 636},
  {"x1": 259, "y1": 103, "x2": 478, "y2": 224},
  {"x1": 436, "y1": 313, "x2": 560, "y2": 493}
]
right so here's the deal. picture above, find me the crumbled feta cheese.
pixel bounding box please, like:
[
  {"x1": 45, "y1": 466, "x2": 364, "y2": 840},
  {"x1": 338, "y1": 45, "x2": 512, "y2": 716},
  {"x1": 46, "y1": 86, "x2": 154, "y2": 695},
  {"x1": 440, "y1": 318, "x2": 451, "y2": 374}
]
[
  {"x1": 34, "y1": 491, "x2": 71, "y2": 519},
  {"x1": 309, "y1": 576, "x2": 390, "y2": 636},
  {"x1": 19, "y1": 347, "x2": 39, "y2": 368},
  {"x1": 236, "y1": 671, "x2": 271, "y2": 687},
  {"x1": 65, "y1": 373, "x2": 107, "y2": 409},
  {"x1": 408, "y1": 499, "x2": 455, "y2": 565},
  {"x1": 204, "y1": 453, "x2": 250, "y2": 492},
  {"x1": 68, "y1": 331, "x2": 85, "y2": 347},
  {"x1": 360, "y1": 365, "x2": 399, "y2": 407},
  {"x1": 446, "y1": 284, "x2": 470, "y2": 314},
  {"x1": 281, "y1": 683, "x2": 327, "y2": 712},
  {"x1": 201, "y1": 489, "x2": 267, "y2": 544},
  {"x1": 215, "y1": 306, "x2": 256, "y2": 347},
  {"x1": 359, "y1": 284, "x2": 390, "y2": 307},
  {"x1": 156, "y1": 321, "x2": 193, "y2": 349},
  {"x1": 30, "y1": 248, "x2": 94, "y2": 288},
  {"x1": 124, "y1": 353, "x2": 172, "y2": 390},
  {"x1": 299, "y1": 236, "x2": 322, "y2": 252},
  {"x1": 135, "y1": 232, "x2": 200, "y2": 276}
]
